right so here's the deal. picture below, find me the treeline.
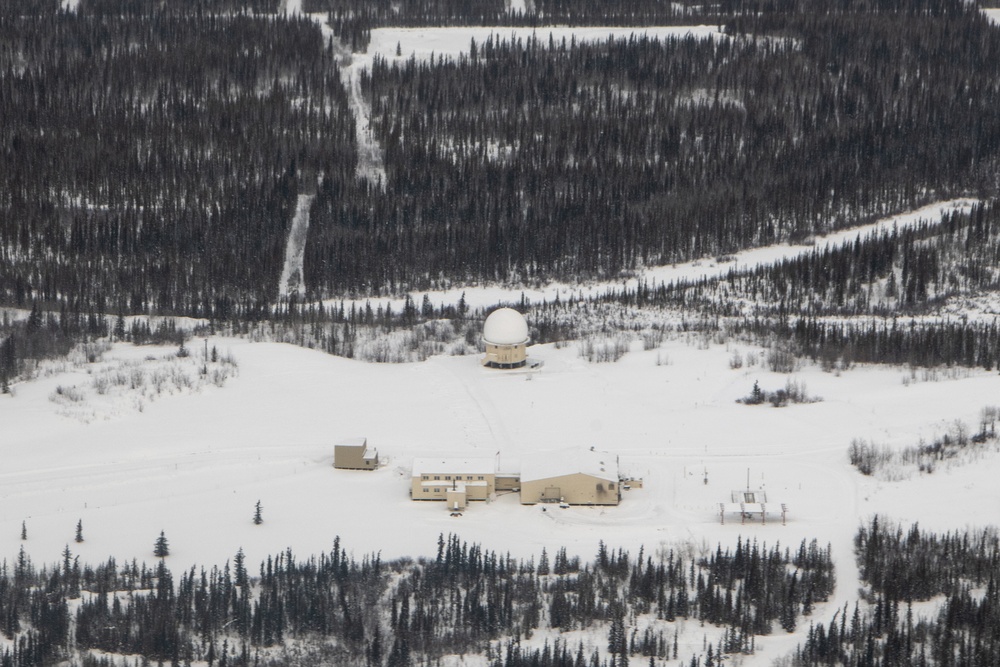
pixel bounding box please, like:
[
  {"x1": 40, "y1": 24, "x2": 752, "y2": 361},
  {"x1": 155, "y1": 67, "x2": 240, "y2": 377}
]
[
  {"x1": 0, "y1": 9, "x2": 352, "y2": 317},
  {"x1": 306, "y1": 0, "x2": 513, "y2": 54},
  {"x1": 723, "y1": 204, "x2": 1000, "y2": 317},
  {"x1": 306, "y1": 0, "x2": 721, "y2": 53},
  {"x1": 78, "y1": 0, "x2": 281, "y2": 14},
  {"x1": 0, "y1": 0, "x2": 60, "y2": 15},
  {"x1": 791, "y1": 518, "x2": 1000, "y2": 666},
  {"x1": 0, "y1": 534, "x2": 834, "y2": 667},
  {"x1": 592, "y1": 201, "x2": 1000, "y2": 318},
  {"x1": 532, "y1": 0, "x2": 721, "y2": 25},
  {"x1": 0, "y1": 305, "x2": 199, "y2": 390},
  {"x1": 0, "y1": 0, "x2": 282, "y2": 16},
  {"x1": 305, "y1": 0, "x2": 1000, "y2": 295}
]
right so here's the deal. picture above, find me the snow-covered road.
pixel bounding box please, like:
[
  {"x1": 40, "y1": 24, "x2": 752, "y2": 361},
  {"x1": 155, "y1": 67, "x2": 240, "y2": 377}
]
[{"x1": 278, "y1": 194, "x2": 315, "y2": 299}]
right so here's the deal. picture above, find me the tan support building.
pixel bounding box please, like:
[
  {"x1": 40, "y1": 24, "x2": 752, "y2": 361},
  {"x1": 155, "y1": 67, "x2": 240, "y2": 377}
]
[
  {"x1": 334, "y1": 437, "x2": 379, "y2": 470},
  {"x1": 411, "y1": 456, "x2": 497, "y2": 506},
  {"x1": 520, "y1": 448, "x2": 620, "y2": 506}
]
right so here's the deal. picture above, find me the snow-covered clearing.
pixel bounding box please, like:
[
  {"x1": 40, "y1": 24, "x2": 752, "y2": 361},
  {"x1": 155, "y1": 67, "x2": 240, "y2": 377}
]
[
  {"x1": 60, "y1": 0, "x2": 80, "y2": 11},
  {"x1": 322, "y1": 198, "x2": 978, "y2": 315},
  {"x1": 3, "y1": 330, "x2": 1000, "y2": 665},
  {"x1": 283, "y1": 0, "x2": 302, "y2": 15},
  {"x1": 984, "y1": 8, "x2": 1000, "y2": 25},
  {"x1": 278, "y1": 194, "x2": 315, "y2": 299},
  {"x1": 359, "y1": 25, "x2": 726, "y2": 69}
]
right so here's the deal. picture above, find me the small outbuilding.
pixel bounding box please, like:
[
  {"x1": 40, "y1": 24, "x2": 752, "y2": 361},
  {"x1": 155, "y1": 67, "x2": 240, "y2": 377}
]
[
  {"x1": 520, "y1": 448, "x2": 620, "y2": 506},
  {"x1": 334, "y1": 437, "x2": 379, "y2": 470},
  {"x1": 482, "y1": 308, "x2": 529, "y2": 369}
]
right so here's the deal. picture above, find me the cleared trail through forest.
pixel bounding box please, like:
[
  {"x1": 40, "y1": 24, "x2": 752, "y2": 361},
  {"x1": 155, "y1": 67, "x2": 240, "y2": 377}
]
[
  {"x1": 304, "y1": 13, "x2": 388, "y2": 189},
  {"x1": 279, "y1": 194, "x2": 315, "y2": 299},
  {"x1": 278, "y1": 3, "x2": 384, "y2": 297}
]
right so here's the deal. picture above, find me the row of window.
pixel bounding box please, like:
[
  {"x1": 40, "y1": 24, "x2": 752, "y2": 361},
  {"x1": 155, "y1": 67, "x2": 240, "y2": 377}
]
[{"x1": 421, "y1": 474, "x2": 486, "y2": 481}]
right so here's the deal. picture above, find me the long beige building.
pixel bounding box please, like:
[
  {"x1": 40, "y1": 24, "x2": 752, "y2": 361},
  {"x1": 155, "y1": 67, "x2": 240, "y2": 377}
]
[
  {"x1": 411, "y1": 456, "x2": 497, "y2": 509},
  {"x1": 519, "y1": 448, "x2": 620, "y2": 506}
]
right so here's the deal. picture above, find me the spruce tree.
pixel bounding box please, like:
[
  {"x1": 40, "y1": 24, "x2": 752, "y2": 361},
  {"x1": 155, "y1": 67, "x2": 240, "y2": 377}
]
[
  {"x1": 154, "y1": 531, "x2": 170, "y2": 557},
  {"x1": 253, "y1": 500, "x2": 263, "y2": 525},
  {"x1": 20, "y1": 520, "x2": 26, "y2": 540},
  {"x1": 75, "y1": 519, "x2": 83, "y2": 543},
  {"x1": 537, "y1": 547, "x2": 550, "y2": 575}
]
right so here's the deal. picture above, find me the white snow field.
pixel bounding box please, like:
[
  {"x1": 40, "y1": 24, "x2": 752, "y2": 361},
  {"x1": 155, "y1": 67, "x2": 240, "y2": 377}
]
[
  {"x1": 3, "y1": 199, "x2": 995, "y2": 667},
  {"x1": 984, "y1": 8, "x2": 1000, "y2": 25},
  {"x1": 360, "y1": 24, "x2": 725, "y2": 69},
  {"x1": 2, "y1": 326, "x2": 1000, "y2": 664}
]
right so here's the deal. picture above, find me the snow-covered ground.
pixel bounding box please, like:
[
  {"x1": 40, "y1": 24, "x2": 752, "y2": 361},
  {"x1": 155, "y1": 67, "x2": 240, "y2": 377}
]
[
  {"x1": 2, "y1": 329, "x2": 999, "y2": 664},
  {"x1": 360, "y1": 25, "x2": 725, "y2": 69},
  {"x1": 984, "y1": 8, "x2": 1000, "y2": 25}
]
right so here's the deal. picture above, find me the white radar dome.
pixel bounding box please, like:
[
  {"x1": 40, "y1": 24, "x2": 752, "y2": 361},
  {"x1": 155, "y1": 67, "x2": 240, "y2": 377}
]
[{"x1": 482, "y1": 308, "x2": 529, "y2": 345}]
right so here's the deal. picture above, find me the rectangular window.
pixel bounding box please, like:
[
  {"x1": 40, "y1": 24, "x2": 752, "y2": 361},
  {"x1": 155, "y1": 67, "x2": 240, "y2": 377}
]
[
  {"x1": 478, "y1": 476, "x2": 484, "y2": 480},
  {"x1": 434, "y1": 475, "x2": 440, "y2": 480},
  {"x1": 445, "y1": 475, "x2": 451, "y2": 480}
]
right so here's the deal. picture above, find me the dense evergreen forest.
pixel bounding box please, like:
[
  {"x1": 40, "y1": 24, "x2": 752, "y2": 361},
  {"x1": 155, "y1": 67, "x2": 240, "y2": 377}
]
[
  {"x1": 305, "y1": 0, "x2": 1000, "y2": 294},
  {"x1": 0, "y1": 6, "x2": 351, "y2": 317},
  {"x1": 5, "y1": 0, "x2": 1000, "y2": 312},
  {"x1": 790, "y1": 519, "x2": 1000, "y2": 667},
  {"x1": 0, "y1": 534, "x2": 834, "y2": 667},
  {"x1": 565, "y1": 200, "x2": 1000, "y2": 371},
  {"x1": 5, "y1": 1, "x2": 1000, "y2": 376}
]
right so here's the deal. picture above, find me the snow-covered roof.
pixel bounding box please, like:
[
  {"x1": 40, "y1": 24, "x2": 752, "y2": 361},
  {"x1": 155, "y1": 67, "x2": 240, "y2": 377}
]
[
  {"x1": 482, "y1": 308, "x2": 529, "y2": 345},
  {"x1": 336, "y1": 437, "x2": 367, "y2": 448},
  {"x1": 420, "y1": 480, "x2": 488, "y2": 488},
  {"x1": 520, "y1": 448, "x2": 618, "y2": 483},
  {"x1": 412, "y1": 456, "x2": 497, "y2": 477}
]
